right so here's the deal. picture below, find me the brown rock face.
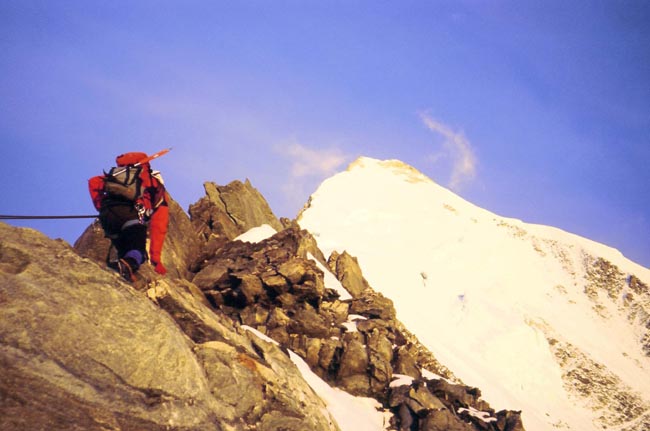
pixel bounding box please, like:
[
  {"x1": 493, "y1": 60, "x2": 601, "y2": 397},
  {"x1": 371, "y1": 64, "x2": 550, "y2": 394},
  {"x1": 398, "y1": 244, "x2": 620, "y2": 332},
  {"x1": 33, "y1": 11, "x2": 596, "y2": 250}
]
[
  {"x1": 1, "y1": 222, "x2": 339, "y2": 431},
  {"x1": 189, "y1": 180, "x2": 284, "y2": 242},
  {"x1": 328, "y1": 251, "x2": 371, "y2": 298}
]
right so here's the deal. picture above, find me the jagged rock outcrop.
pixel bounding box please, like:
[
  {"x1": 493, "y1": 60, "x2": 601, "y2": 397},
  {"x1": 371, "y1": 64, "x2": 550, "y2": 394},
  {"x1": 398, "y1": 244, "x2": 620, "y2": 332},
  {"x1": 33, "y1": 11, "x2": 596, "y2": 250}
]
[
  {"x1": 190, "y1": 180, "x2": 284, "y2": 242},
  {"x1": 328, "y1": 251, "x2": 370, "y2": 298},
  {"x1": 0, "y1": 222, "x2": 338, "y2": 431}
]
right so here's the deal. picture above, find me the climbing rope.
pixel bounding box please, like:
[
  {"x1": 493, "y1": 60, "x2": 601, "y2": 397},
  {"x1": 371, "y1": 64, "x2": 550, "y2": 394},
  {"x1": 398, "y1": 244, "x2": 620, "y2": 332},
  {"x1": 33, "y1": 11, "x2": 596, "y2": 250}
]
[{"x1": 0, "y1": 215, "x2": 97, "y2": 220}]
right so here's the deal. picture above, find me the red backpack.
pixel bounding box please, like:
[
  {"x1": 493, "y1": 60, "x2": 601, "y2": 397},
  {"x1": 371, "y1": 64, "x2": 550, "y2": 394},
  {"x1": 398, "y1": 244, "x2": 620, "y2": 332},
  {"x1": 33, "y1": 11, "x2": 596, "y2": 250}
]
[
  {"x1": 103, "y1": 153, "x2": 148, "y2": 202},
  {"x1": 101, "y1": 149, "x2": 170, "y2": 203}
]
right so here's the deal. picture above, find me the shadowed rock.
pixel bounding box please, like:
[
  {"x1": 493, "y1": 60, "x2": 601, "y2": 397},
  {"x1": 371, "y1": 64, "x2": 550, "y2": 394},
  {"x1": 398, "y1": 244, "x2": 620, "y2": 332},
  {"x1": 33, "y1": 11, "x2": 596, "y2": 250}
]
[{"x1": 328, "y1": 250, "x2": 371, "y2": 298}]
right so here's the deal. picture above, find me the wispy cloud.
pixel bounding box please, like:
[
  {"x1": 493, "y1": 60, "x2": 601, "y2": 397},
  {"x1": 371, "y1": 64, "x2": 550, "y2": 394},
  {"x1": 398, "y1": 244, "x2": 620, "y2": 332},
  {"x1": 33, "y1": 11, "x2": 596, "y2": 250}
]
[
  {"x1": 280, "y1": 141, "x2": 348, "y2": 179},
  {"x1": 419, "y1": 112, "x2": 477, "y2": 190},
  {"x1": 275, "y1": 140, "x2": 349, "y2": 212}
]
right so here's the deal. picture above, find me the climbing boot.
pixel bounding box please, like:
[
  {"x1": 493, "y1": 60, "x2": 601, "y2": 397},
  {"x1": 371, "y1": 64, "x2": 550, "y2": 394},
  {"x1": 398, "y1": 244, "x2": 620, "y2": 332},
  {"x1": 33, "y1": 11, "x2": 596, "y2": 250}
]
[{"x1": 117, "y1": 258, "x2": 136, "y2": 282}]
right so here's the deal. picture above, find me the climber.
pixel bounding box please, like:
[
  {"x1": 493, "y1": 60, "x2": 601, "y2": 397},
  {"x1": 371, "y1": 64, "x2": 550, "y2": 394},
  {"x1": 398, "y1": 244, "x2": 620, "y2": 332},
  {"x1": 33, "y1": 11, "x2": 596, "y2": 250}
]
[{"x1": 88, "y1": 151, "x2": 169, "y2": 281}]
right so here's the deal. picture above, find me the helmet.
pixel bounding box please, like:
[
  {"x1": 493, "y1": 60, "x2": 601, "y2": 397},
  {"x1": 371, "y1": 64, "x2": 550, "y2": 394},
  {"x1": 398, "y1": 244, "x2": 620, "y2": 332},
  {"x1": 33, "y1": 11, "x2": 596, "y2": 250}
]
[{"x1": 116, "y1": 152, "x2": 148, "y2": 167}]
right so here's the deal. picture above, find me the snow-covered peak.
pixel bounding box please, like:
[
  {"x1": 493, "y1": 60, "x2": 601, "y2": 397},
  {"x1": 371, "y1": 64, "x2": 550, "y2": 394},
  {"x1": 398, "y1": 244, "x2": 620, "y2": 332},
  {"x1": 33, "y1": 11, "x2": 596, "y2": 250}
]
[
  {"x1": 298, "y1": 157, "x2": 650, "y2": 431},
  {"x1": 346, "y1": 156, "x2": 433, "y2": 184}
]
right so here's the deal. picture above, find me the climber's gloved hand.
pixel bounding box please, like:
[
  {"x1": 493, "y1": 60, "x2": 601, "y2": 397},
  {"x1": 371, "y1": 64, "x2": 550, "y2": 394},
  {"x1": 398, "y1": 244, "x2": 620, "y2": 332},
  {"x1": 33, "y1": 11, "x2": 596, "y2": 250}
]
[{"x1": 152, "y1": 261, "x2": 167, "y2": 275}]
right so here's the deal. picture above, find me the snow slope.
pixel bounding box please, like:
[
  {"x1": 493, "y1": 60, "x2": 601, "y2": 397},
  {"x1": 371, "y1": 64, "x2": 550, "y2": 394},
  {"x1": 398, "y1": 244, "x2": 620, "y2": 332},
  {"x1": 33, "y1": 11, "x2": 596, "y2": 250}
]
[{"x1": 298, "y1": 157, "x2": 650, "y2": 431}]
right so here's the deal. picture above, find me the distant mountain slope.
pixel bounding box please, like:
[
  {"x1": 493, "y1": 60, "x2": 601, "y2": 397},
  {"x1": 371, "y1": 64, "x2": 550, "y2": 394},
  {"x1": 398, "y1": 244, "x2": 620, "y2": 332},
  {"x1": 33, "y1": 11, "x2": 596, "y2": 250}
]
[{"x1": 298, "y1": 157, "x2": 650, "y2": 431}]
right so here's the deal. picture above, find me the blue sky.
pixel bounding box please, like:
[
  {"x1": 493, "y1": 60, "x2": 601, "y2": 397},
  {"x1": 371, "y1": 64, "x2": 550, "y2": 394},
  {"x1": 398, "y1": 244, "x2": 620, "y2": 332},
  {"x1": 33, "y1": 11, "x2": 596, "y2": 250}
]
[{"x1": 1, "y1": 1, "x2": 649, "y2": 267}]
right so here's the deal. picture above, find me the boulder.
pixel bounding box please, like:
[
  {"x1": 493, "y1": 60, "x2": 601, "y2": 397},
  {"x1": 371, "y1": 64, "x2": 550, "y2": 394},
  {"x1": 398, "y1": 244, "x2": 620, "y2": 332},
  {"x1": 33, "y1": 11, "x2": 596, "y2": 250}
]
[
  {"x1": 337, "y1": 333, "x2": 370, "y2": 394},
  {"x1": 328, "y1": 251, "x2": 370, "y2": 298},
  {"x1": 239, "y1": 273, "x2": 265, "y2": 304},
  {"x1": 189, "y1": 182, "x2": 241, "y2": 241},
  {"x1": 407, "y1": 384, "x2": 446, "y2": 414},
  {"x1": 189, "y1": 180, "x2": 283, "y2": 242},
  {"x1": 320, "y1": 300, "x2": 350, "y2": 325},
  {"x1": 367, "y1": 327, "x2": 394, "y2": 392},
  {"x1": 420, "y1": 409, "x2": 474, "y2": 431},
  {"x1": 287, "y1": 304, "x2": 332, "y2": 338},
  {"x1": 495, "y1": 410, "x2": 525, "y2": 431},
  {"x1": 350, "y1": 289, "x2": 397, "y2": 320},
  {"x1": 278, "y1": 257, "x2": 308, "y2": 284},
  {"x1": 394, "y1": 345, "x2": 423, "y2": 379},
  {"x1": 427, "y1": 379, "x2": 482, "y2": 409},
  {"x1": 261, "y1": 270, "x2": 289, "y2": 295},
  {"x1": 317, "y1": 338, "x2": 342, "y2": 376}
]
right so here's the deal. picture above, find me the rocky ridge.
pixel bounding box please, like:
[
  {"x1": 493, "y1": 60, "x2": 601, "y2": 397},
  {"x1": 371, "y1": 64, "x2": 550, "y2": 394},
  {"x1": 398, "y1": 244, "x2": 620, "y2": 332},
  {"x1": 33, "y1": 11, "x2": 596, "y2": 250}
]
[{"x1": 2, "y1": 178, "x2": 525, "y2": 431}]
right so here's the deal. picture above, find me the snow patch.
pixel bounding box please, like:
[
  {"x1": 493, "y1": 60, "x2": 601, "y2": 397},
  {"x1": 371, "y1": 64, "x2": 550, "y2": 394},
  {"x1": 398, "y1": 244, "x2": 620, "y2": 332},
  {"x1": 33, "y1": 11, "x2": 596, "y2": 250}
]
[
  {"x1": 390, "y1": 374, "x2": 415, "y2": 388},
  {"x1": 458, "y1": 407, "x2": 497, "y2": 423},
  {"x1": 308, "y1": 252, "x2": 352, "y2": 300},
  {"x1": 341, "y1": 314, "x2": 368, "y2": 333},
  {"x1": 234, "y1": 224, "x2": 277, "y2": 243},
  {"x1": 422, "y1": 369, "x2": 445, "y2": 381}
]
